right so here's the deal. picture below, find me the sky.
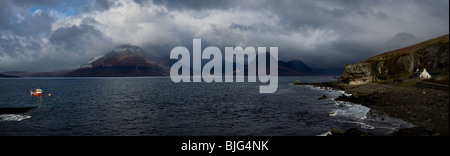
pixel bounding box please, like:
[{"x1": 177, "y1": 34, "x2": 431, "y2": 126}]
[{"x1": 0, "y1": 0, "x2": 449, "y2": 72}]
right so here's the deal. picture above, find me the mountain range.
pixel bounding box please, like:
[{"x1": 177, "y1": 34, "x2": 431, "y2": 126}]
[{"x1": 1, "y1": 45, "x2": 341, "y2": 77}]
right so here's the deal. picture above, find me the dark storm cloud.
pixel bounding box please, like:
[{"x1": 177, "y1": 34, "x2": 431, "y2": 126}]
[
  {"x1": 152, "y1": 0, "x2": 239, "y2": 10},
  {"x1": 0, "y1": 6, "x2": 55, "y2": 57},
  {"x1": 1, "y1": 0, "x2": 449, "y2": 72},
  {"x1": 0, "y1": 0, "x2": 59, "y2": 71},
  {"x1": 49, "y1": 18, "x2": 111, "y2": 54},
  {"x1": 229, "y1": 23, "x2": 280, "y2": 35},
  {"x1": 0, "y1": 1, "x2": 12, "y2": 28},
  {"x1": 412, "y1": 0, "x2": 449, "y2": 19},
  {"x1": 16, "y1": 11, "x2": 55, "y2": 36},
  {"x1": 147, "y1": 0, "x2": 397, "y2": 65},
  {"x1": 385, "y1": 32, "x2": 417, "y2": 51},
  {"x1": 0, "y1": 0, "x2": 113, "y2": 72},
  {"x1": 80, "y1": 0, "x2": 121, "y2": 12},
  {"x1": 0, "y1": 0, "x2": 60, "y2": 30},
  {"x1": 93, "y1": 0, "x2": 115, "y2": 10},
  {"x1": 151, "y1": 0, "x2": 381, "y2": 29},
  {"x1": 8, "y1": 0, "x2": 60, "y2": 6}
]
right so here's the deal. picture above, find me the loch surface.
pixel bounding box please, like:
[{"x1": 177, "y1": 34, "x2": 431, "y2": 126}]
[{"x1": 0, "y1": 77, "x2": 413, "y2": 136}]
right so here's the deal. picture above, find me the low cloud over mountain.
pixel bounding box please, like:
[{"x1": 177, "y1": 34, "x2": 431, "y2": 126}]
[{"x1": 1, "y1": 0, "x2": 448, "y2": 72}]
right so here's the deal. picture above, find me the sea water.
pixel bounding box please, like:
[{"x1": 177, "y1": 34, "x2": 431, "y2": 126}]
[{"x1": 0, "y1": 77, "x2": 413, "y2": 136}]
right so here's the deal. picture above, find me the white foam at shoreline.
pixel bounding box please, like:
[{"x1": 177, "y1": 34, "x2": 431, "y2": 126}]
[
  {"x1": 301, "y1": 84, "x2": 370, "y2": 120},
  {"x1": 317, "y1": 131, "x2": 332, "y2": 136},
  {"x1": 303, "y1": 83, "x2": 415, "y2": 135},
  {"x1": 337, "y1": 120, "x2": 376, "y2": 129},
  {"x1": 332, "y1": 100, "x2": 370, "y2": 120},
  {"x1": 301, "y1": 85, "x2": 352, "y2": 97},
  {"x1": 0, "y1": 114, "x2": 32, "y2": 122},
  {"x1": 338, "y1": 90, "x2": 352, "y2": 97}
]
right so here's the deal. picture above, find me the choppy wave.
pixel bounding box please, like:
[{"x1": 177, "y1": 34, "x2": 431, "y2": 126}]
[
  {"x1": 317, "y1": 131, "x2": 332, "y2": 136},
  {"x1": 0, "y1": 114, "x2": 32, "y2": 122},
  {"x1": 304, "y1": 84, "x2": 417, "y2": 135},
  {"x1": 302, "y1": 84, "x2": 371, "y2": 120},
  {"x1": 338, "y1": 120, "x2": 376, "y2": 129},
  {"x1": 337, "y1": 90, "x2": 352, "y2": 97},
  {"x1": 331, "y1": 100, "x2": 370, "y2": 120},
  {"x1": 302, "y1": 85, "x2": 352, "y2": 97}
]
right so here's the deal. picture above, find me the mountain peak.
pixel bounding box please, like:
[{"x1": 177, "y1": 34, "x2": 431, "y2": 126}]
[
  {"x1": 106, "y1": 44, "x2": 146, "y2": 58},
  {"x1": 115, "y1": 44, "x2": 141, "y2": 49},
  {"x1": 278, "y1": 59, "x2": 314, "y2": 76},
  {"x1": 65, "y1": 45, "x2": 170, "y2": 77}
]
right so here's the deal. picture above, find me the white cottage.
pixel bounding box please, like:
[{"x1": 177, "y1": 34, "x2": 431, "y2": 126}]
[{"x1": 414, "y1": 69, "x2": 431, "y2": 79}]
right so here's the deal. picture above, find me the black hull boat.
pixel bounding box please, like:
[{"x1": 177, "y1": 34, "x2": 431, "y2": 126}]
[{"x1": 0, "y1": 106, "x2": 38, "y2": 115}]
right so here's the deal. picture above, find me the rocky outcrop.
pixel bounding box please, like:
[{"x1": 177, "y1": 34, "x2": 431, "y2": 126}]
[
  {"x1": 341, "y1": 62, "x2": 375, "y2": 85},
  {"x1": 340, "y1": 35, "x2": 449, "y2": 85}
]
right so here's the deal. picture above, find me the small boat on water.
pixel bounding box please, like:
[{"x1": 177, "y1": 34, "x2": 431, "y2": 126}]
[
  {"x1": 0, "y1": 89, "x2": 43, "y2": 115},
  {"x1": 30, "y1": 89, "x2": 43, "y2": 96}
]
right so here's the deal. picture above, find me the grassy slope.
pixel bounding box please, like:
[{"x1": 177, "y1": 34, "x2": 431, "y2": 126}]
[{"x1": 367, "y1": 34, "x2": 449, "y2": 62}]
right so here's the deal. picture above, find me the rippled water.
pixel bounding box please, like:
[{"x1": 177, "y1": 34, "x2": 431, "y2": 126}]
[{"x1": 0, "y1": 77, "x2": 413, "y2": 136}]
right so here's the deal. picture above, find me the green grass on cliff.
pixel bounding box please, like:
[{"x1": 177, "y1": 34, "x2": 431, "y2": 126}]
[
  {"x1": 424, "y1": 67, "x2": 450, "y2": 85},
  {"x1": 343, "y1": 34, "x2": 449, "y2": 86},
  {"x1": 367, "y1": 34, "x2": 449, "y2": 62}
]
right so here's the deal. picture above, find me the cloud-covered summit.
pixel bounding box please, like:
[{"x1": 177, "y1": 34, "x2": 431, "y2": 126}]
[{"x1": 1, "y1": 0, "x2": 449, "y2": 72}]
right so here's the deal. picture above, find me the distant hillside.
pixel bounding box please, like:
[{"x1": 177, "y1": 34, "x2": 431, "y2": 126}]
[
  {"x1": 340, "y1": 34, "x2": 449, "y2": 85},
  {"x1": 278, "y1": 60, "x2": 314, "y2": 76},
  {"x1": 1, "y1": 71, "x2": 29, "y2": 77},
  {"x1": 64, "y1": 45, "x2": 170, "y2": 77},
  {"x1": 0, "y1": 73, "x2": 18, "y2": 78},
  {"x1": 1, "y1": 70, "x2": 68, "y2": 77},
  {"x1": 232, "y1": 53, "x2": 316, "y2": 76},
  {"x1": 2, "y1": 45, "x2": 341, "y2": 77}
]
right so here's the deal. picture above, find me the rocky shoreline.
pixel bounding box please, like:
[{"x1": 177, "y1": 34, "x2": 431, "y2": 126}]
[{"x1": 300, "y1": 81, "x2": 449, "y2": 136}]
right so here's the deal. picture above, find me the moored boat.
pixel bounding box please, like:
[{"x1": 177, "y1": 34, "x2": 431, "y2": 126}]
[{"x1": 30, "y1": 89, "x2": 43, "y2": 96}]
